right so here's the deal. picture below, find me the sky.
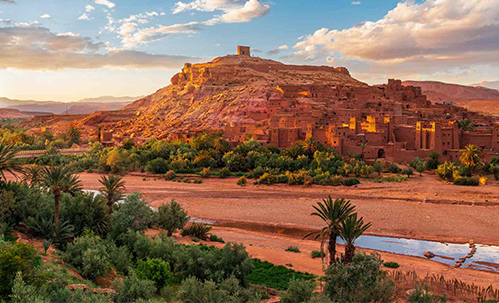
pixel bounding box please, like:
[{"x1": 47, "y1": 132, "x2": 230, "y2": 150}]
[{"x1": 0, "y1": 0, "x2": 498, "y2": 101}]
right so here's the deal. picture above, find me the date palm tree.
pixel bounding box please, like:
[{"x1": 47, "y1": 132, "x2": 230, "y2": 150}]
[
  {"x1": 22, "y1": 164, "x2": 43, "y2": 187},
  {"x1": 339, "y1": 214, "x2": 372, "y2": 263},
  {"x1": 99, "y1": 174, "x2": 126, "y2": 215},
  {"x1": 42, "y1": 166, "x2": 82, "y2": 224},
  {"x1": 459, "y1": 144, "x2": 482, "y2": 175},
  {"x1": 0, "y1": 142, "x2": 22, "y2": 181},
  {"x1": 304, "y1": 196, "x2": 356, "y2": 265}
]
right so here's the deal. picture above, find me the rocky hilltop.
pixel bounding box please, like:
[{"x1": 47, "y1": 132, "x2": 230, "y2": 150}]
[{"x1": 67, "y1": 53, "x2": 366, "y2": 141}]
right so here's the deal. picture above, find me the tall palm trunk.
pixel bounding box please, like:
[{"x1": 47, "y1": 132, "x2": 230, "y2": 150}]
[
  {"x1": 54, "y1": 193, "x2": 60, "y2": 224},
  {"x1": 108, "y1": 198, "x2": 113, "y2": 215},
  {"x1": 329, "y1": 232, "x2": 337, "y2": 265},
  {"x1": 344, "y1": 244, "x2": 355, "y2": 263}
]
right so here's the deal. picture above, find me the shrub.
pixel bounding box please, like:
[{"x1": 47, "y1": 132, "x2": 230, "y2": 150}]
[
  {"x1": 81, "y1": 246, "x2": 110, "y2": 280},
  {"x1": 107, "y1": 243, "x2": 133, "y2": 275},
  {"x1": 311, "y1": 250, "x2": 325, "y2": 259},
  {"x1": 388, "y1": 163, "x2": 401, "y2": 174},
  {"x1": 108, "y1": 193, "x2": 153, "y2": 240},
  {"x1": 436, "y1": 161, "x2": 455, "y2": 181},
  {"x1": 383, "y1": 261, "x2": 400, "y2": 269},
  {"x1": 193, "y1": 179, "x2": 203, "y2": 184},
  {"x1": 0, "y1": 242, "x2": 40, "y2": 298},
  {"x1": 113, "y1": 271, "x2": 157, "y2": 303},
  {"x1": 402, "y1": 167, "x2": 414, "y2": 177},
  {"x1": 60, "y1": 192, "x2": 108, "y2": 237},
  {"x1": 177, "y1": 277, "x2": 231, "y2": 303},
  {"x1": 453, "y1": 176, "x2": 479, "y2": 186},
  {"x1": 145, "y1": 158, "x2": 170, "y2": 174},
  {"x1": 285, "y1": 246, "x2": 300, "y2": 253},
  {"x1": 209, "y1": 234, "x2": 225, "y2": 243},
  {"x1": 200, "y1": 167, "x2": 211, "y2": 178},
  {"x1": 237, "y1": 176, "x2": 247, "y2": 186},
  {"x1": 219, "y1": 167, "x2": 230, "y2": 178},
  {"x1": 416, "y1": 162, "x2": 426, "y2": 176},
  {"x1": 181, "y1": 223, "x2": 212, "y2": 240},
  {"x1": 323, "y1": 253, "x2": 394, "y2": 303},
  {"x1": 164, "y1": 170, "x2": 176, "y2": 181},
  {"x1": 427, "y1": 151, "x2": 440, "y2": 170},
  {"x1": 135, "y1": 258, "x2": 175, "y2": 289},
  {"x1": 408, "y1": 284, "x2": 447, "y2": 303},
  {"x1": 344, "y1": 178, "x2": 360, "y2": 186},
  {"x1": 154, "y1": 200, "x2": 189, "y2": 236},
  {"x1": 372, "y1": 161, "x2": 384, "y2": 176},
  {"x1": 489, "y1": 164, "x2": 499, "y2": 181},
  {"x1": 280, "y1": 279, "x2": 316, "y2": 303}
]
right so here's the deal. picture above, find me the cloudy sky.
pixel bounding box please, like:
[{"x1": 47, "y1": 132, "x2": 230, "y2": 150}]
[{"x1": 0, "y1": 0, "x2": 498, "y2": 101}]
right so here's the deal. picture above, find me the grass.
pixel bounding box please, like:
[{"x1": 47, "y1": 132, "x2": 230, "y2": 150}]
[
  {"x1": 285, "y1": 246, "x2": 300, "y2": 253},
  {"x1": 247, "y1": 259, "x2": 316, "y2": 291},
  {"x1": 209, "y1": 234, "x2": 225, "y2": 243}
]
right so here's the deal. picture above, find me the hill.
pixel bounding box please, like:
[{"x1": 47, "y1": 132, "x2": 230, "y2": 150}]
[{"x1": 402, "y1": 80, "x2": 499, "y2": 115}]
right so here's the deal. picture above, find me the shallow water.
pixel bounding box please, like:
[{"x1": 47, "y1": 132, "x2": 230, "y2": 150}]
[{"x1": 217, "y1": 221, "x2": 499, "y2": 273}]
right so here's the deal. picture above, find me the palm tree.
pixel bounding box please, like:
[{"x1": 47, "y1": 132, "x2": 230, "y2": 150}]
[
  {"x1": 0, "y1": 142, "x2": 22, "y2": 181},
  {"x1": 459, "y1": 144, "x2": 482, "y2": 175},
  {"x1": 42, "y1": 166, "x2": 82, "y2": 224},
  {"x1": 339, "y1": 214, "x2": 372, "y2": 263},
  {"x1": 21, "y1": 164, "x2": 43, "y2": 186},
  {"x1": 304, "y1": 196, "x2": 356, "y2": 265},
  {"x1": 458, "y1": 119, "x2": 475, "y2": 131},
  {"x1": 99, "y1": 174, "x2": 126, "y2": 215}
]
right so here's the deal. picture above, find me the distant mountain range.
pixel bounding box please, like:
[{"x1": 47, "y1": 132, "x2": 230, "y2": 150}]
[
  {"x1": 402, "y1": 80, "x2": 499, "y2": 115},
  {"x1": 471, "y1": 81, "x2": 499, "y2": 90},
  {"x1": 0, "y1": 96, "x2": 142, "y2": 115}
]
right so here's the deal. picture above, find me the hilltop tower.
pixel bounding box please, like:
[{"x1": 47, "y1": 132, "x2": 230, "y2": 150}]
[{"x1": 237, "y1": 46, "x2": 251, "y2": 56}]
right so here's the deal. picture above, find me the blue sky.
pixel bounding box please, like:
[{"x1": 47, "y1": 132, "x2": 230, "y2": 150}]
[{"x1": 0, "y1": 0, "x2": 498, "y2": 100}]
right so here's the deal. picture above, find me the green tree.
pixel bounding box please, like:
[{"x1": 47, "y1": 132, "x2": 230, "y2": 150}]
[
  {"x1": 459, "y1": 144, "x2": 482, "y2": 175},
  {"x1": 415, "y1": 162, "x2": 426, "y2": 177},
  {"x1": 427, "y1": 151, "x2": 440, "y2": 170},
  {"x1": 42, "y1": 166, "x2": 81, "y2": 223},
  {"x1": 372, "y1": 161, "x2": 384, "y2": 177},
  {"x1": 99, "y1": 175, "x2": 126, "y2": 215},
  {"x1": 0, "y1": 142, "x2": 21, "y2": 181},
  {"x1": 339, "y1": 214, "x2": 371, "y2": 263},
  {"x1": 154, "y1": 200, "x2": 189, "y2": 236},
  {"x1": 458, "y1": 119, "x2": 475, "y2": 131},
  {"x1": 21, "y1": 165, "x2": 43, "y2": 186},
  {"x1": 304, "y1": 196, "x2": 356, "y2": 265}
]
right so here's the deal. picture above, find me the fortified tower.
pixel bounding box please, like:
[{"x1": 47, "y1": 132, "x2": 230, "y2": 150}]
[{"x1": 237, "y1": 46, "x2": 251, "y2": 56}]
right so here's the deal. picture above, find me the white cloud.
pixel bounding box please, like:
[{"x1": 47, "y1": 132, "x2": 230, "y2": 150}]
[
  {"x1": 351, "y1": 1, "x2": 361, "y2": 5},
  {"x1": 85, "y1": 5, "x2": 95, "y2": 12},
  {"x1": 93, "y1": 0, "x2": 115, "y2": 9},
  {"x1": 174, "y1": 0, "x2": 269, "y2": 24},
  {"x1": 78, "y1": 13, "x2": 90, "y2": 20},
  {"x1": 40, "y1": 14, "x2": 51, "y2": 19},
  {"x1": 0, "y1": 26, "x2": 202, "y2": 70},
  {"x1": 291, "y1": 0, "x2": 499, "y2": 80},
  {"x1": 278, "y1": 45, "x2": 288, "y2": 50},
  {"x1": 121, "y1": 22, "x2": 201, "y2": 48},
  {"x1": 266, "y1": 44, "x2": 289, "y2": 56}
]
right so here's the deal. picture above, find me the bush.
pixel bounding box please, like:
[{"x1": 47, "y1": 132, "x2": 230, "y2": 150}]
[
  {"x1": 113, "y1": 271, "x2": 157, "y2": 303},
  {"x1": 285, "y1": 246, "x2": 300, "y2": 253},
  {"x1": 344, "y1": 178, "x2": 360, "y2": 186},
  {"x1": 383, "y1": 261, "x2": 400, "y2": 268},
  {"x1": 177, "y1": 277, "x2": 230, "y2": 303},
  {"x1": 164, "y1": 170, "x2": 176, "y2": 181},
  {"x1": 311, "y1": 250, "x2": 325, "y2": 259},
  {"x1": 0, "y1": 242, "x2": 40, "y2": 299},
  {"x1": 200, "y1": 167, "x2": 211, "y2": 178},
  {"x1": 401, "y1": 168, "x2": 414, "y2": 177},
  {"x1": 107, "y1": 243, "x2": 133, "y2": 275},
  {"x1": 154, "y1": 200, "x2": 189, "y2": 236},
  {"x1": 436, "y1": 161, "x2": 456, "y2": 181},
  {"x1": 453, "y1": 176, "x2": 479, "y2": 186},
  {"x1": 81, "y1": 246, "x2": 110, "y2": 280},
  {"x1": 280, "y1": 279, "x2": 316, "y2": 303},
  {"x1": 490, "y1": 164, "x2": 499, "y2": 181},
  {"x1": 209, "y1": 234, "x2": 225, "y2": 243},
  {"x1": 237, "y1": 176, "x2": 247, "y2": 186},
  {"x1": 181, "y1": 223, "x2": 212, "y2": 240},
  {"x1": 145, "y1": 158, "x2": 170, "y2": 174},
  {"x1": 323, "y1": 253, "x2": 394, "y2": 303},
  {"x1": 219, "y1": 167, "x2": 230, "y2": 178},
  {"x1": 408, "y1": 284, "x2": 447, "y2": 303},
  {"x1": 387, "y1": 163, "x2": 401, "y2": 174},
  {"x1": 135, "y1": 258, "x2": 175, "y2": 289},
  {"x1": 108, "y1": 193, "x2": 153, "y2": 240}
]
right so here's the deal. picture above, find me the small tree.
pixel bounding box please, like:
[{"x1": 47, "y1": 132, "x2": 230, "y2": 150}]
[
  {"x1": 339, "y1": 214, "x2": 371, "y2": 263},
  {"x1": 459, "y1": 144, "x2": 481, "y2": 176},
  {"x1": 401, "y1": 167, "x2": 414, "y2": 178},
  {"x1": 415, "y1": 162, "x2": 426, "y2": 177},
  {"x1": 427, "y1": 151, "x2": 440, "y2": 170},
  {"x1": 490, "y1": 164, "x2": 499, "y2": 181},
  {"x1": 154, "y1": 200, "x2": 190, "y2": 236},
  {"x1": 42, "y1": 166, "x2": 81, "y2": 224},
  {"x1": 65, "y1": 125, "x2": 81, "y2": 146},
  {"x1": 99, "y1": 175, "x2": 126, "y2": 215},
  {"x1": 372, "y1": 161, "x2": 384, "y2": 177}
]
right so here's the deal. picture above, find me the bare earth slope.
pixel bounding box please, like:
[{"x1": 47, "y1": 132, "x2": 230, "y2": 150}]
[
  {"x1": 74, "y1": 55, "x2": 366, "y2": 140},
  {"x1": 403, "y1": 80, "x2": 499, "y2": 115}
]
